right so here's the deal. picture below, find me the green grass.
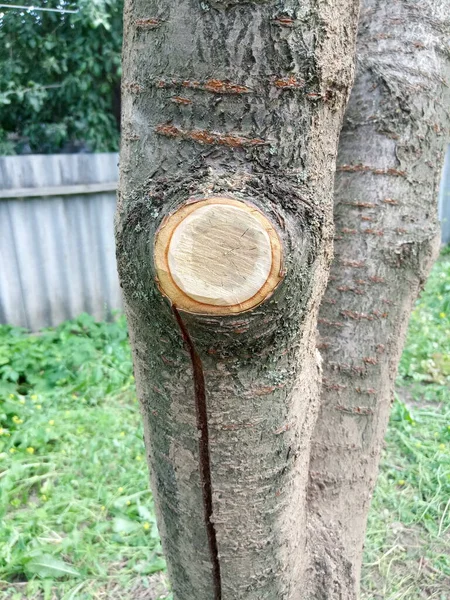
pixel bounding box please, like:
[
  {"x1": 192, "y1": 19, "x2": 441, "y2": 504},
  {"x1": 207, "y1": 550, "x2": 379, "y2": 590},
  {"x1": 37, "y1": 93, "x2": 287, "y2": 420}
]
[
  {"x1": 0, "y1": 251, "x2": 449, "y2": 599},
  {"x1": 0, "y1": 315, "x2": 168, "y2": 599},
  {"x1": 362, "y1": 251, "x2": 450, "y2": 600}
]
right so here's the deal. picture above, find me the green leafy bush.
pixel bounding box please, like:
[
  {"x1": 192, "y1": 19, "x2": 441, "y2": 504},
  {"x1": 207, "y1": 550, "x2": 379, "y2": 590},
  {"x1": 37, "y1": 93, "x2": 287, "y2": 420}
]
[{"x1": 0, "y1": 0, "x2": 123, "y2": 154}]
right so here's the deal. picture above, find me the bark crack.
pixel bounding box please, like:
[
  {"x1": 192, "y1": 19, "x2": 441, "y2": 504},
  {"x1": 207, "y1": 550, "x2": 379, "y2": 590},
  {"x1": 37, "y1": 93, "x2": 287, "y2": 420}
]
[{"x1": 172, "y1": 306, "x2": 222, "y2": 600}]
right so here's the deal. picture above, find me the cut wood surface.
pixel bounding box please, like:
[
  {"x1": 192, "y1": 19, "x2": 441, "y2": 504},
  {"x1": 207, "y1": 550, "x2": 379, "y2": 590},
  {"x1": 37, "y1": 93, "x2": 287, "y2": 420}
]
[{"x1": 154, "y1": 197, "x2": 283, "y2": 314}]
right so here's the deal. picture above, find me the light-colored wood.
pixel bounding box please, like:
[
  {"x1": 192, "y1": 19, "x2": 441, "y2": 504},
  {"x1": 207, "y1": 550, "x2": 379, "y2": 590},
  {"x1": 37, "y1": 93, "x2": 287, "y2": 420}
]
[
  {"x1": 154, "y1": 197, "x2": 283, "y2": 314},
  {"x1": 0, "y1": 182, "x2": 117, "y2": 200}
]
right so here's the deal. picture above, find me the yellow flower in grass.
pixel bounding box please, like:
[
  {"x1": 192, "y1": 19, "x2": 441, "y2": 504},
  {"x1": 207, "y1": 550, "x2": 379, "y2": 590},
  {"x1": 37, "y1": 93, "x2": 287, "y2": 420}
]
[
  {"x1": 31, "y1": 394, "x2": 38, "y2": 401},
  {"x1": 439, "y1": 444, "x2": 446, "y2": 451},
  {"x1": 9, "y1": 394, "x2": 14, "y2": 399},
  {"x1": 48, "y1": 420, "x2": 55, "y2": 426},
  {"x1": 26, "y1": 447, "x2": 35, "y2": 454},
  {"x1": 12, "y1": 416, "x2": 23, "y2": 424},
  {"x1": 118, "y1": 487, "x2": 124, "y2": 493},
  {"x1": 398, "y1": 480, "x2": 406, "y2": 486},
  {"x1": 440, "y1": 312, "x2": 447, "y2": 319},
  {"x1": 36, "y1": 405, "x2": 42, "y2": 410},
  {"x1": 143, "y1": 522, "x2": 150, "y2": 530},
  {"x1": 41, "y1": 495, "x2": 48, "y2": 502},
  {"x1": 9, "y1": 448, "x2": 16, "y2": 454}
]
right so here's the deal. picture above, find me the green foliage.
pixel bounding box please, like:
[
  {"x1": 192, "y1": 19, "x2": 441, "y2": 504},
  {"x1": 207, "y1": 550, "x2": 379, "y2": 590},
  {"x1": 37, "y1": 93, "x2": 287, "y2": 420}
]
[
  {"x1": 362, "y1": 252, "x2": 450, "y2": 599},
  {"x1": 399, "y1": 253, "x2": 450, "y2": 402},
  {"x1": 0, "y1": 315, "x2": 168, "y2": 599},
  {"x1": 0, "y1": 1, "x2": 123, "y2": 154}
]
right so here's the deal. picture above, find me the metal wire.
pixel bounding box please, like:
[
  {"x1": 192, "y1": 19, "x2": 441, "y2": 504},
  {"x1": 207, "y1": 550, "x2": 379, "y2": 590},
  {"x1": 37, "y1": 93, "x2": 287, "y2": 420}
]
[{"x1": 0, "y1": 3, "x2": 78, "y2": 14}]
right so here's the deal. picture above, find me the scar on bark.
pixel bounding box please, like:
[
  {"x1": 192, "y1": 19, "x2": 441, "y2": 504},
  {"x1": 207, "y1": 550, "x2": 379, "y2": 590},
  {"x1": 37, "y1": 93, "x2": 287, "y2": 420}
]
[
  {"x1": 355, "y1": 387, "x2": 377, "y2": 395},
  {"x1": 156, "y1": 123, "x2": 267, "y2": 148},
  {"x1": 363, "y1": 228, "x2": 384, "y2": 236},
  {"x1": 335, "y1": 405, "x2": 374, "y2": 415},
  {"x1": 124, "y1": 133, "x2": 141, "y2": 141},
  {"x1": 336, "y1": 285, "x2": 365, "y2": 294},
  {"x1": 341, "y1": 309, "x2": 388, "y2": 321},
  {"x1": 339, "y1": 259, "x2": 366, "y2": 268},
  {"x1": 172, "y1": 306, "x2": 222, "y2": 600},
  {"x1": 135, "y1": 18, "x2": 162, "y2": 29},
  {"x1": 318, "y1": 318, "x2": 345, "y2": 328},
  {"x1": 123, "y1": 81, "x2": 144, "y2": 94},
  {"x1": 171, "y1": 96, "x2": 192, "y2": 105},
  {"x1": 273, "y1": 76, "x2": 305, "y2": 89},
  {"x1": 343, "y1": 201, "x2": 377, "y2": 208},
  {"x1": 337, "y1": 164, "x2": 406, "y2": 177},
  {"x1": 323, "y1": 381, "x2": 348, "y2": 391},
  {"x1": 272, "y1": 15, "x2": 295, "y2": 27},
  {"x1": 155, "y1": 78, "x2": 251, "y2": 94}
]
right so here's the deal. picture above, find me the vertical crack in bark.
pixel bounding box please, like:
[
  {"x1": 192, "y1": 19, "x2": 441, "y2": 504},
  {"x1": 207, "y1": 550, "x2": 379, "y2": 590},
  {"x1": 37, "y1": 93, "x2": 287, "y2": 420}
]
[{"x1": 172, "y1": 305, "x2": 222, "y2": 600}]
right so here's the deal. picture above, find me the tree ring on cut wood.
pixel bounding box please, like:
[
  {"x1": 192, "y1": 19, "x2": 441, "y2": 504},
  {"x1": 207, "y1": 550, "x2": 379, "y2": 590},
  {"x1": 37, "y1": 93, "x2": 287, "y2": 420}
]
[{"x1": 154, "y1": 196, "x2": 284, "y2": 314}]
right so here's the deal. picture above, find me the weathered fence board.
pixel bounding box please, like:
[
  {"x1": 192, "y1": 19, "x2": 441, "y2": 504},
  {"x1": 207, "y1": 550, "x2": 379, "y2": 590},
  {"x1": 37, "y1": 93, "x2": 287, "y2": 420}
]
[
  {"x1": 439, "y1": 145, "x2": 450, "y2": 245},
  {"x1": 0, "y1": 153, "x2": 121, "y2": 330}
]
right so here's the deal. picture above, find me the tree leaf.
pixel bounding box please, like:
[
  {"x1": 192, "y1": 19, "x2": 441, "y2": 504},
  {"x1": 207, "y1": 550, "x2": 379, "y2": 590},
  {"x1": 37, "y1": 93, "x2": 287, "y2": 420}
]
[
  {"x1": 25, "y1": 554, "x2": 79, "y2": 579},
  {"x1": 112, "y1": 517, "x2": 139, "y2": 534},
  {"x1": 137, "y1": 505, "x2": 152, "y2": 521}
]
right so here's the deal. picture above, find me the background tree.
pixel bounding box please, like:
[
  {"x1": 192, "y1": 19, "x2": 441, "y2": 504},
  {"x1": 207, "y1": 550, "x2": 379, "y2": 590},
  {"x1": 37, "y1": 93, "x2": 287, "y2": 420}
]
[
  {"x1": 307, "y1": 1, "x2": 450, "y2": 597},
  {"x1": 0, "y1": 0, "x2": 122, "y2": 154}
]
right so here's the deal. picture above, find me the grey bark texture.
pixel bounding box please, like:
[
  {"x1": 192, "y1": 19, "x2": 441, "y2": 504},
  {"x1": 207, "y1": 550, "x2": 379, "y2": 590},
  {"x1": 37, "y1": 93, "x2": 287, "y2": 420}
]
[
  {"x1": 115, "y1": 0, "x2": 358, "y2": 598},
  {"x1": 307, "y1": 0, "x2": 450, "y2": 598}
]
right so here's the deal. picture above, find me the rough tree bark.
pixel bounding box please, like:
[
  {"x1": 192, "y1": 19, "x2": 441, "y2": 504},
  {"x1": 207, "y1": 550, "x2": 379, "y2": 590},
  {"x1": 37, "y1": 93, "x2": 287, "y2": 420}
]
[
  {"x1": 307, "y1": 0, "x2": 450, "y2": 597},
  {"x1": 115, "y1": 0, "x2": 358, "y2": 598}
]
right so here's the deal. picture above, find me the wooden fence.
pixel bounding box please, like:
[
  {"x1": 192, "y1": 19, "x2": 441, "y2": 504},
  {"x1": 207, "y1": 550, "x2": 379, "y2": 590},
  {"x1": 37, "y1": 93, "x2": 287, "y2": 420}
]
[
  {"x1": 0, "y1": 153, "x2": 121, "y2": 330},
  {"x1": 439, "y1": 145, "x2": 450, "y2": 246}
]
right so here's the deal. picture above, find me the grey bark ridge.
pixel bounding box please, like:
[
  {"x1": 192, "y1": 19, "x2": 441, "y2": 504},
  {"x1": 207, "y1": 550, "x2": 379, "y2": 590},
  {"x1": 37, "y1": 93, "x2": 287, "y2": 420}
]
[
  {"x1": 307, "y1": 0, "x2": 450, "y2": 597},
  {"x1": 116, "y1": 0, "x2": 359, "y2": 598}
]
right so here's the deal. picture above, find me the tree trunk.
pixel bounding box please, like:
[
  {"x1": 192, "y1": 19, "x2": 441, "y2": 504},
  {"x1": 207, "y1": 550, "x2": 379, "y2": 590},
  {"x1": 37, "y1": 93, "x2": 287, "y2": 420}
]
[
  {"x1": 116, "y1": 0, "x2": 358, "y2": 598},
  {"x1": 307, "y1": 0, "x2": 450, "y2": 597}
]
